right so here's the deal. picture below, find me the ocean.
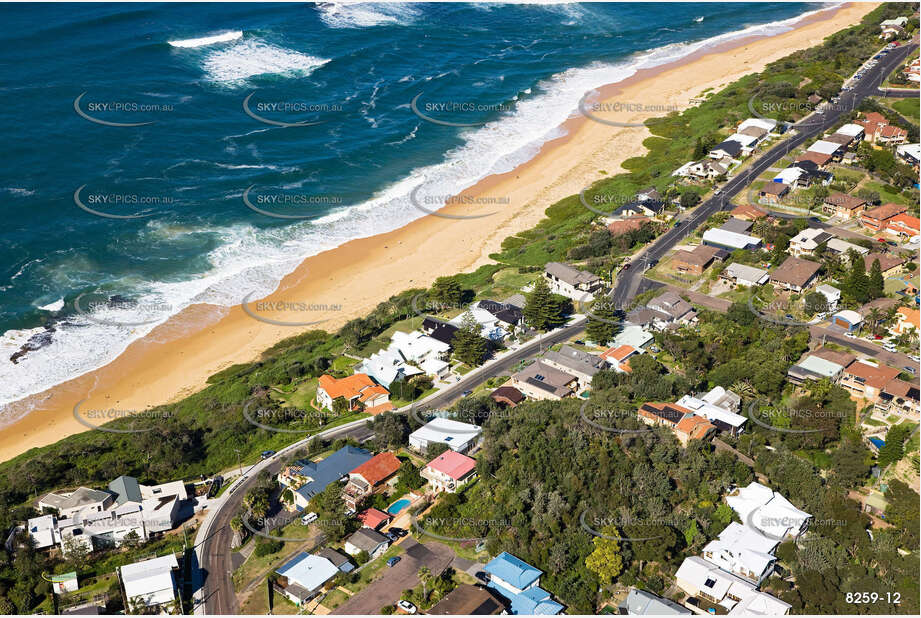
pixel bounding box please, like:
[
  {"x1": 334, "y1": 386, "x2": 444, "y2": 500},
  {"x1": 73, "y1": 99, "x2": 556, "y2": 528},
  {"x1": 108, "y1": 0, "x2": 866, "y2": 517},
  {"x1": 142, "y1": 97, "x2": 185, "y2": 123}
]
[{"x1": 0, "y1": 1, "x2": 826, "y2": 419}]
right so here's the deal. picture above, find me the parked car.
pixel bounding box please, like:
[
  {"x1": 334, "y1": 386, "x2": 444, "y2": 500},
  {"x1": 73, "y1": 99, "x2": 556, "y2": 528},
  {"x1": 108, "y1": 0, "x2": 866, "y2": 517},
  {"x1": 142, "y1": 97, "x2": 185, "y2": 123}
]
[
  {"x1": 462, "y1": 390, "x2": 473, "y2": 397},
  {"x1": 261, "y1": 450, "x2": 275, "y2": 459},
  {"x1": 301, "y1": 512, "x2": 318, "y2": 525},
  {"x1": 903, "y1": 366, "x2": 916, "y2": 375},
  {"x1": 845, "y1": 332, "x2": 857, "y2": 339},
  {"x1": 389, "y1": 527, "x2": 408, "y2": 538},
  {"x1": 387, "y1": 556, "x2": 401, "y2": 568},
  {"x1": 397, "y1": 600, "x2": 417, "y2": 614}
]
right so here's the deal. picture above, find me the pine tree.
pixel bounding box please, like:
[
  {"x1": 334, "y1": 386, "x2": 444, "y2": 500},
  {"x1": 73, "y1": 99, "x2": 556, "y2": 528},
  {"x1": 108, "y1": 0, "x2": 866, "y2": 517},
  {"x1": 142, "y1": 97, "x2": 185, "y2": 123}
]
[
  {"x1": 523, "y1": 276, "x2": 565, "y2": 331},
  {"x1": 430, "y1": 276, "x2": 462, "y2": 309},
  {"x1": 586, "y1": 298, "x2": 621, "y2": 345},
  {"x1": 845, "y1": 250, "x2": 870, "y2": 303},
  {"x1": 868, "y1": 258, "x2": 884, "y2": 299},
  {"x1": 451, "y1": 311, "x2": 488, "y2": 366}
]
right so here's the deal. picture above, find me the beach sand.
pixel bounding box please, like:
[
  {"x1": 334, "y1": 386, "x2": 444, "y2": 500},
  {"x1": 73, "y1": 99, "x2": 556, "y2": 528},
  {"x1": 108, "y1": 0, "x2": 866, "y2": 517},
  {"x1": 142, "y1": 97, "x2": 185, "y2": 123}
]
[{"x1": 0, "y1": 2, "x2": 878, "y2": 463}]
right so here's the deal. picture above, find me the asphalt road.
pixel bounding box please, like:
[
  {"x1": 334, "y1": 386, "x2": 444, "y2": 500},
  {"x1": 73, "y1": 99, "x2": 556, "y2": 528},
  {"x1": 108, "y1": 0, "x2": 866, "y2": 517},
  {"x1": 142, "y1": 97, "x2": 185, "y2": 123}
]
[
  {"x1": 810, "y1": 325, "x2": 919, "y2": 374},
  {"x1": 612, "y1": 38, "x2": 919, "y2": 308},
  {"x1": 195, "y1": 39, "x2": 918, "y2": 616}
]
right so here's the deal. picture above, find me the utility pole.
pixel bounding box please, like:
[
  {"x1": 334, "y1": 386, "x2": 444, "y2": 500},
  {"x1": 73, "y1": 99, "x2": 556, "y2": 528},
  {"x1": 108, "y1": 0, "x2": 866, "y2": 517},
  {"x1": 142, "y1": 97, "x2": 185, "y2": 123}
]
[{"x1": 234, "y1": 448, "x2": 243, "y2": 477}]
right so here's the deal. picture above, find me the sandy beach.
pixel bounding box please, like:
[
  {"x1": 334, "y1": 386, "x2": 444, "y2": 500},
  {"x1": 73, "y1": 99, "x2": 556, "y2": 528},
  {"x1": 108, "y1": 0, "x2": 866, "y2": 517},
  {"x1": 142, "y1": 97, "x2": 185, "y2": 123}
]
[{"x1": 0, "y1": 2, "x2": 878, "y2": 463}]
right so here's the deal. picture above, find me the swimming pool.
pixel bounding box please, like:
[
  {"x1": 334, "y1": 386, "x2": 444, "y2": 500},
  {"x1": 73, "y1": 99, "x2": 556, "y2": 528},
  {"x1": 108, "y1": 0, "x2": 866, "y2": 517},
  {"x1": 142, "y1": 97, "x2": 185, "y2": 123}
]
[
  {"x1": 387, "y1": 498, "x2": 411, "y2": 515},
  {"x1": 870, "y1": 437, "x2": 885, "y2": 449}
]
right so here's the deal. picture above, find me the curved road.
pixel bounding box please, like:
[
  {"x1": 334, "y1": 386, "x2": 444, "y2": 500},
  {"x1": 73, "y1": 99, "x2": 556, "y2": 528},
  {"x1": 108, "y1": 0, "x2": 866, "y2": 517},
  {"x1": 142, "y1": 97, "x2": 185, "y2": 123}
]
[{"x1": 195, "y1": 38, "x2": 918, "y2": 615}]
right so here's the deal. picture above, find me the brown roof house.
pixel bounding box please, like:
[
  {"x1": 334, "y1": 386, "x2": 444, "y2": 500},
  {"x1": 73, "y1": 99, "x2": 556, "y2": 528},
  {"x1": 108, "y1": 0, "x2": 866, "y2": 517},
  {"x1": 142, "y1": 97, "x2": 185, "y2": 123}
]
[
  {"x1": 822, "y1": 193, "x2": 867, "y2": 219},
  {"x1": 861, "y1": 203, "x2": 907, "y2": 232},
  {"x1": 730, "y1": 204, "x2": 768, "y2": 221},
  {"x1": 427, "y1": 584, "x2": 507, "y2": 615},
  {"x1": 490, "y1": 385, "x2": 525, "y2": 407},
  {"x1": 840, "y1": 360, "x2": 903, "y2": 404},
  {"x1": 863, "y1": 253, "x2": 906, "y2": 277},
  {"x1": 770, "y1": 256, "x2": 822, "y2": 292},
  {"x1": 672, "y1": 244, "x2": 724, "y2": 276},
  {"x1": 796, "y1": 151, "x2": 833, "y2": 167},
  {"x1": 758, "y1": 182, "x2": 789, "y2": 205},
  {"x1": 509, "y1": 361, "x2": 578, "y2": 401}
]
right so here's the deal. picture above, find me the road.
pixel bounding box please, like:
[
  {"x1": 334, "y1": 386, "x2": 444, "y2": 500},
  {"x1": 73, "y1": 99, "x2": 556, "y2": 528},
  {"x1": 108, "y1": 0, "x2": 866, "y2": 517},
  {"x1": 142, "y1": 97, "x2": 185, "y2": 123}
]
[
  {"x1": 195, "y1": 39, "x2": 918, "y2": 616},
  {"x1": 612, "y1": 38, "x2": 918, "y2": 307},
  {"x1": 810, "y1": 325, "x2": 919, "y2": 373}
]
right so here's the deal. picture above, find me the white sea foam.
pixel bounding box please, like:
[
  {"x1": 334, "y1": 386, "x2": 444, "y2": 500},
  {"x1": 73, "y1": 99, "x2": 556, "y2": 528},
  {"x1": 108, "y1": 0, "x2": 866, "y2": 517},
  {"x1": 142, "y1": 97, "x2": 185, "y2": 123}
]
[
  {"x1": 0, "y1": 5, "x2": 838, "y2": 416},
  {"x1": 201, "y1": 39, "x2": 329, "y2": 84},
  {"x1": 316, "y1": 2, "x2": 419, "y2": 29},
  {"x1": 168, "y1": 30, "x2": 243, "y2": 48},
  {"x1": 37, "y1": 298, "x2": 65, "y2": 312}
]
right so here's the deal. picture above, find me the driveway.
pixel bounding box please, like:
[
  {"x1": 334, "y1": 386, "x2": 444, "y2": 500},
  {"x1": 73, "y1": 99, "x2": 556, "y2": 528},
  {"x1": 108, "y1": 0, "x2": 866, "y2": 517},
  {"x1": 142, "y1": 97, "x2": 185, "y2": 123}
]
[{"x1": 332, "y1": 539, "x2": 455, "y2": 615}]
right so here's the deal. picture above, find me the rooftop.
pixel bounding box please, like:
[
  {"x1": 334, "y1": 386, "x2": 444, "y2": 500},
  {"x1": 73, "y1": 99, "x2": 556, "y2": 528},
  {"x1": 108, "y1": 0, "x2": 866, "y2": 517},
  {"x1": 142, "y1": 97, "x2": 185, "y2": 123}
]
[
  {"x1": 426, "y1": 449, "x2": 477, "y2": 481},
  {"x1": 770, "y1": 256, "x2": 822, "y2": 288}
]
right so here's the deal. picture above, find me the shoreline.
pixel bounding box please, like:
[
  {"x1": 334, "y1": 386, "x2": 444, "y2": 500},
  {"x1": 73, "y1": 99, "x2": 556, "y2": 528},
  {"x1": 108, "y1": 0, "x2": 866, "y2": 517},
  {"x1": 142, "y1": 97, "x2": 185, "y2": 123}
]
[{"x1": 0, "y1": 2, "x2": 878, "y2": 463}]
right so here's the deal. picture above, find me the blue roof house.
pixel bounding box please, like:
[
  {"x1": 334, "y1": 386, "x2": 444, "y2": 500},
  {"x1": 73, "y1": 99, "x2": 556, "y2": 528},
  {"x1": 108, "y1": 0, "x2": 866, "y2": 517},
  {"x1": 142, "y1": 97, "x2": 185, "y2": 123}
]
[
  {"x1": 275, "y1": 552, "x2": 339, "y2": 606},
  {"x1": 483, "y1": 552, "x2": 564, "y2": 615},
  {"x1": 282, "y1": 446, "x2": 372, "y2": 510}
]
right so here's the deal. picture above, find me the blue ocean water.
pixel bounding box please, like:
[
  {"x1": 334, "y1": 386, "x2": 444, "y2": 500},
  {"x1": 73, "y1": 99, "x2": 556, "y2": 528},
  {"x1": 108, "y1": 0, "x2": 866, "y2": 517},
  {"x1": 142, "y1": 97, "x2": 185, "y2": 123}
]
[{"x1": 0, "y1": 1, "x2": 824, "y2": 412}]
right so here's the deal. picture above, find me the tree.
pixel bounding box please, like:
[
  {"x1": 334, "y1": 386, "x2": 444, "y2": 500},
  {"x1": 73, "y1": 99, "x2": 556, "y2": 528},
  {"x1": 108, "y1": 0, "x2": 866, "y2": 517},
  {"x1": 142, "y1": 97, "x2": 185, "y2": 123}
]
[
  {"x1": 868, "y1": 259, "x2": 884, "y2": 299},
  {"x1": 451, "y1": 312, "x2": 489, "y2": 366},
  {"x1": 585, "y1": 527, "x2": 624, "y2": 586},
  {"x1": 586, "y1": 298, "x2": 620, "y2": 345},
  {"x1": 62, "y1": 538, "x2": 91, "y2": 569},
  {"x1": 771, "y1": 235, "x2": 790, "y2": 266},
  {"x1": 523, "y1": 276, "x2": 566, "y2": 331},
  {"x1": 844, "y1": 249, "x2": 870, "y2": 303},
  {"x1": 877, "y1": 424, "x2": 910, "y2": 467},
  {"x1": 885, "y1": 479, "x2": 920, "y2": 547},
  {"x1": 828, "y1": 437, "x2": 871, "y2": 488},
  {"x1": 430, "y1": 277, "x2": 462, "y2": 309},
  {"x1": 803, "y1": 292, "x2": 827, "y2": 317},
  {"x1": 418, "y1": 566, "x2": 432, "y2": 600},
  {"x1": 680, "y1": 190, "x2": 701, "y2": 209}
]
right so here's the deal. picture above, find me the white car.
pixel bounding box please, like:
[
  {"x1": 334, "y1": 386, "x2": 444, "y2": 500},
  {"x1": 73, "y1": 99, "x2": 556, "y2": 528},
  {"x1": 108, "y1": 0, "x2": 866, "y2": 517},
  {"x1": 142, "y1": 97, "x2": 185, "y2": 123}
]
[
  {"x1": 845, "y1": 332, "x2": 857, "y2": 339},
  {"x1": 397, "y1": 600, "x2": 417, "y2": 615},
  {"x1": 301, "y1": 512, "x2": 318, "y2": 525}
]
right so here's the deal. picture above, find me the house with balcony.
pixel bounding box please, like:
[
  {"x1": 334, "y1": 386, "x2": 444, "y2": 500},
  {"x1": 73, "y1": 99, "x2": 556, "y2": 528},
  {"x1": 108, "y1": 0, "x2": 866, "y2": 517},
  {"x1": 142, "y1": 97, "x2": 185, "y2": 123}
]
[
  {"x1": 342, "y1": 452, "x2": 401, "y2": 511},
  {"x1": 540, "y1": 345, "x2": 607, "y2": 388},
  {"x1": 317, "y1": 373, "x2": 392, "y2": 414},
  {"x1": 543, "y1": 262, "x2": 603, "y2": 301},
  {"x1": 725, "y1": 482, "x2": 811, "y2": 540},
  {"x1": 840, "y1": 360, "x2": 903, "y2": 404},
  {"x1": 483, "y1": 552, "x2": 564, "y2": 615},
  {"x1": 422, "y1": 450, "x2": 477, "y2": 493},
  {"x1": 509, "y1": 361, "x2": 579, "y2": 401},
  {"x1": 701, "y1": 522, "x2": 779, "y2": 585},
  {"x1": 278, "y1": 446, "x2": 373, "y2": 510},
  {"x1": 675, "y1": 557, "x2": 791, "y2": 615}
]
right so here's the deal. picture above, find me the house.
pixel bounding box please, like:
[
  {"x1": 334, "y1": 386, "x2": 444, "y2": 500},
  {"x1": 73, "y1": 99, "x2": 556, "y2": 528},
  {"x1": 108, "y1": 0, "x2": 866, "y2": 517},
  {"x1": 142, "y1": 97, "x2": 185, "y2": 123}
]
[
  {"x1": 796, "y1": 150, "x2": 833, "y2": 167},
  {"x1": 356, "y1": 348, "x2": 421, "y2": 388},
  {"x1": 835, "y1": 122, "x2": 865, "y2": 142},
  {"x1": 861, "y1": 203, "x2": 908, "y2": 232},
  {"x1": 509, "y1": 361, "x2": 579, "y2": 400},
  {"x1": 278, "y1": 446, "x2": 373, "y2": 510},
  {"x1": 825, "y1": 237, "x2": 869, "y2": 259},
  {"x1": 316, "y1": 547, "x2": 354, "y2": 574},
  {"x1": 737, "y1": 118, "x2": 778, "y2": 134},
  {"x1": 709, "y1": 139, "x2": 743, "y2": 160},
  {"x1": 275, "y1": 552, "x2": 339, "y2": 607},
  {"x1": 119, "y1": 554, "x2": 179, "y2": 611},
  {"x1": 687, "y1": 158, "x2": 728, "y2": 180},
  {"x1": 875, "y1": 379, "x2": 920, "y2": 421},
  {"x1": 421, "y1": 317, "x2": 459, "y2": 347},
  {"x1": 859, "y1": 112, "x2": 908, "y2": 144},
  {"x1": 483, "y1": 552, "x2": 564, "y2": 615},
  {"x1": 50, "y1": 572, "x2": 79, "y2": 595},
  {"x1": 676, "y1": 556, "x2": 792, "y2": 615},
  {"x1": 409, "y1": 417, "x2": 483, "y2": 454},
  {"x1": 317, "y1": 373, "x2": 391, "y2": 414},
  {"x1": 896, "y1": 143, "x2": 920, "y2": 168},
  {"x1": 647, "y1": 291, "x2": 697, "y2": 327},
  {"x1": 672, "y1": 244, "x2": 725, "y2": 275},
  {"x1": 356, "y1": 508, "x2": 392, "y2": 530},
  {"x1": 618, "y1": 588, "x2": 691, "y2": 615},
  {"x1": 726, "y1": 133, "x2": 759, "y2": 154},
  {"x1": 476, "y1": 299, "x2": 525, "y2": 333},
  {"x1": 343, "y1": 452, "x2": 401, "y2": 511},
  {"x1": 720, "y1": 218, "x2": 753, "y2": 235},
  {"x1": 701, "y1": 385, "x2": 742, "y2": 412},
  {"x1": 831, "y1": 309, "x2": 863, "y2": 332},
  {"x1": 815, "y1": 283, "x2": 841, "y2": 311},
  {"x1": 729, "y1": 204, "x2": 767, "y2": 221},
  {"x1": 701, "y1": 522, "x2": 779, "y2": 584},
  {"x1": 840, "y1": 360, "x2": 903, "y2": 404},
  {"x1": 609, "y1": 199, "x2": 667, "y2": 220},
  {"x1": 26, "y1": 515, "x2": 57, "y2": 549},
  {"x1": 613, "y1": 324, "x2": 654, "y2": 349},
  {"x1": 890, "y1": 306, "x2": 920, "y2": 337},
  {"x1": 543, "y1": 262, "x2": 603, "y2": 301},
  {"x1": 769, "y1": 256, "x2": 822, "y2": 292},
  {"x1": 880, "y1": 16, "x2": 909, "y2": 27},
  {"x1": 607, "y1": 216, "x2": 651, "y2": 237},
  {"x1": 344, "y1": 528, "x2": 390, "y2": 558},
  {"x1": 726, "y1": 482, "x2": 811, "y2": 540},
  {"x1": 674, "y1": 415, "x2": 717, "y2": 447},
  {"x1": 541, "y1": 345, "x2": 607, "y2": 387},
  {"x1": 391, "y1": 330, "x2": 452, "y2": 364},
  {"x1": 789, "y1": 228, "x2": 834, "y2": 257},
  {"x1": 720, "y1": 263, "x2": 769, "y2": 288},
  {"x1": 422, "y1": 450, "x2": 477, "y2": 493},
  {"x1": 701, "y1": 228, "x2": 762, "y2": 251},
  {"x1": 863, "y1": 253, "x2": 906, "y2": 276},
  {"x1": 786, "y1": 349, "x2": 853, "y2": 386},
  {"x1": 449, "y1": 307, "x2": 509, "y2": 342},
  {"x1": 807, "y1": 139, "x2": 844, "y2": 159},
  {"x1": 601, "y1": 344, "x2": 640, "y2": 373},
  {"x1": 427, "y1": 584, "x2": 508, "y2": 615},
  {"x1": 490, "y1": 385, "x2": 525, "y2": 407},
  {"x1": 788, "y1": 160, "x2": 832, "y2": 188},
  {"x1": 38, "y1": 487, "x2": 114, "y2": 519},
  {"x1": 772, "y1": 166, "x2": 807, "y2": 187},
  {"x1": 757, "y1": 182, "x2": 789, "y2": 204},
  {"x1": 886, "y1": 213, "x2": 921, "y2": 238},
  {"x1": 675, "y1": 393, "x2": 747, "y2": 437}
]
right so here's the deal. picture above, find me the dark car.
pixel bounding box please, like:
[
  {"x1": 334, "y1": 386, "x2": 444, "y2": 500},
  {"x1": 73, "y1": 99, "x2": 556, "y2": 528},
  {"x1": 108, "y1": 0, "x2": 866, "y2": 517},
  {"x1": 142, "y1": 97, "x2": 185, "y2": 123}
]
[
  {"x1": 620, "y1": 263, "x2": 631, "y2": 272},
  {"x1": 389, "y1": 527, "x2": 408, "y2": 538},
  {"x1": 387, "y1": 557, "x2": 401, "y2": 568},
  {"x1": 462, "y1": 390, "x2": 473, "y2": 397},
  {"x1": 474, "y1": 571, "x2": 489, "y2": 584},
  {"x1": 261, "y1": 450, "x2": 276, "y2": 459}
]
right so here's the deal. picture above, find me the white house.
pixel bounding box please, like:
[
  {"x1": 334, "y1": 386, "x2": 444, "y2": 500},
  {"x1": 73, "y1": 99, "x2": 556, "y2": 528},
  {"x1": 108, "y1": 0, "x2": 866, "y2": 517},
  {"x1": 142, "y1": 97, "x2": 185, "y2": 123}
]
[
  {"x1": 357, "y1": 348, "x2": 422, "y2": 388},
  {"x1": 825, "y1": 238, "x2": 869, "y2": 259},
  {"x1": 344, "y1": 528, "x2": 390, "y2": 558},
  {"x1": 409, "y1": 417, "x2": 483, "y2": 454},
  {"x1": 675, "y1": 394, "x2": 747, "y2": 437},
  {"x1": 815, "y1": 284, "x2": 841, "y2": 311},
  {"x1": 391, "y1": 330, "x2": 451, "y2": 363},
  {"x1": 726, "y1": 133, "x2": 759, "y2": 154},
  {"x1": 726, "y1": 482, "x2": 811, "y2": 540},
  {"x1": 544, "y1": 262, "x2": 603, "y2": 301},
  {"x1": 789, "y1": 228, "x2": 834, "y2": 256},
  {"x1": 738, "y1": 118, "x2": 778, "y2": 134},
  {"x1": 675, "y1": 557, "x2": 791, "y2": 615},
  {"x1": 275, "y1": 552, "x2": 339, "y2": 607},
  {"x1": 449, "y1": 307, "x2": 508, "y2": 341},
  {"x1": 702, "y1": 228, "x2": 761, "y2": 251},
  {"x1": 700, "y1": 522, "x2": 778, "y2": 584},
  {"x1": 119, "y1": 554, "x2": 179, "y2": 611},
  {"x1": 836, "y1": 123, "x2": 865, "y2": 140},
  {"x1": 38, "y1": 487, "x2": 114, "y2": 519},
  {"x1": 721, "y1": 263, "x2": 769, "y2": 288},
  {"x1": 807, "y1": 140, "x2": 843, "y2": 157}
]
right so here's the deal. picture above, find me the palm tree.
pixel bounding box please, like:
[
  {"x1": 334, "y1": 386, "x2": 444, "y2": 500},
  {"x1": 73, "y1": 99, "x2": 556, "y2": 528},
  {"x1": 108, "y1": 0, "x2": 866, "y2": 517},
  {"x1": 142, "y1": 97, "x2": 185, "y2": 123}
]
[
  {"x1": 417, "y1": 566, "x2": 432, "y2": 600},
  {"x1": 866, "y1": 307, "x2": 883, "y2": 336}
]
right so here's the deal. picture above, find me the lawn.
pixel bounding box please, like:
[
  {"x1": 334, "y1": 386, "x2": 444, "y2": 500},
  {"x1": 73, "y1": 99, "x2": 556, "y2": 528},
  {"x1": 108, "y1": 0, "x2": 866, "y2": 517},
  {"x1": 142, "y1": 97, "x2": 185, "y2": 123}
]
[
  {"x1": 239, "y1": 584, "x2": 300, "y2": 615},
  {"x1": 889, "y1": 97, "x2": 920, "y2": 120},
  {"x1": 862, "y1": 180, "x2": 916, "y2": 208}
]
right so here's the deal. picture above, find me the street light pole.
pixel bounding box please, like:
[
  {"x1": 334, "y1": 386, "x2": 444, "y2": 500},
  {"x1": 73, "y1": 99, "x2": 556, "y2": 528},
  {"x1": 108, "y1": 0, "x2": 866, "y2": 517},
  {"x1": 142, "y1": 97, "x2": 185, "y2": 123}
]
[{"x1": 234, "y1": 448, "x2": 242, "y2": 477}]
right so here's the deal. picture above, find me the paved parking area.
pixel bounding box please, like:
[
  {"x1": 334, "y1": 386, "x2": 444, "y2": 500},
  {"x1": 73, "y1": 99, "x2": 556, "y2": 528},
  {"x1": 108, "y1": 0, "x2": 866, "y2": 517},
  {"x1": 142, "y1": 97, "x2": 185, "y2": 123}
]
[{"x1": 332, "y1": 539, "x2": 454, "y2": 615}]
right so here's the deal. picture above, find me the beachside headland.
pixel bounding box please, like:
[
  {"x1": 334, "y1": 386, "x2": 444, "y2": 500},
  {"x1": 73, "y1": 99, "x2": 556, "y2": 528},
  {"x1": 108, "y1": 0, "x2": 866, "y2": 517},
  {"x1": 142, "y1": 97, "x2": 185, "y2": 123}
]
[{"x1": 0, "y1": 2, "x2": 880, "y2": 463}]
